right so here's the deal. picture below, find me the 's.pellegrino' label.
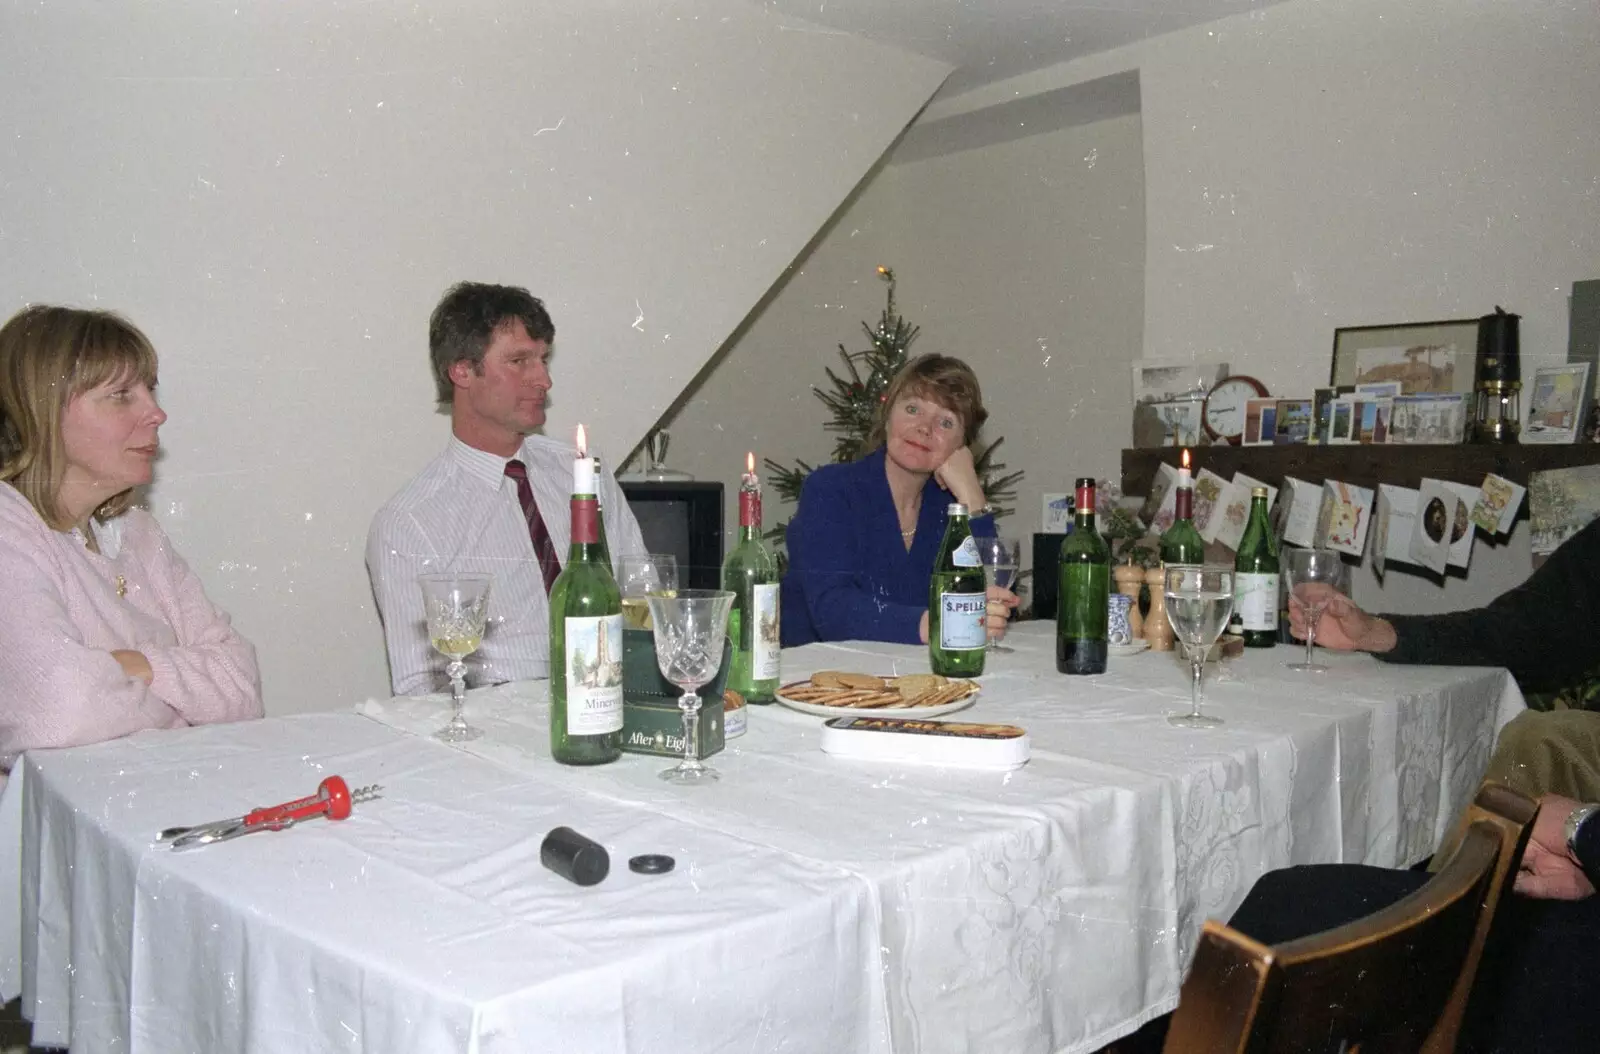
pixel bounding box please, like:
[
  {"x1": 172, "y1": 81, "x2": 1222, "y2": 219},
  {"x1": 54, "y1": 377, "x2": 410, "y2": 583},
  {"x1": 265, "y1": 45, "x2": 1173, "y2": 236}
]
[{"x1": 939, "y1": 591, "x2": 986, "y2": 650}]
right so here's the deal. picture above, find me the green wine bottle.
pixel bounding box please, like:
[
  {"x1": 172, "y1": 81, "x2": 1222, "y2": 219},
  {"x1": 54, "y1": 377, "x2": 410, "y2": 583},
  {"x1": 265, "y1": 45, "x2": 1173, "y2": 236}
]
[
  {"x1": 1056, "y1": 478, "x2": 1110, "y2": 675},
  {"x1": 1234, "y1": 486, "x2": 1280, "y2": 648},
  {"x1": 928, "y1": 502, "x2": 986, "y2": 678},
  {"x1": 549, "y1": 483, "x2": 624, "y2": 765},
  {"x1": 1159, "y1": 470, "x2": 1205, "y2": 566},
  {"x1": 723, "y1": 463, "x2": 781, "y2": 703}
]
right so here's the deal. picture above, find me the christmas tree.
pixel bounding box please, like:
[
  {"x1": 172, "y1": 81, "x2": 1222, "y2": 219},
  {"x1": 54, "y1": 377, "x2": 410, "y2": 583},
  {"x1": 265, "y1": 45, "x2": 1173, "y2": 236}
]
[{"x1": 764, "y1": 267, "x2": 1023, "y2": 545}]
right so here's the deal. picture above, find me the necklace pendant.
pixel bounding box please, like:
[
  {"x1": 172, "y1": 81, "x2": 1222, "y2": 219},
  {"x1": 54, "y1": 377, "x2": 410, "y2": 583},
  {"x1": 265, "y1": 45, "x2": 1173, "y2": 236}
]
[{"x1": 115, "y1": 575, "x2": 127, "y2": 598}]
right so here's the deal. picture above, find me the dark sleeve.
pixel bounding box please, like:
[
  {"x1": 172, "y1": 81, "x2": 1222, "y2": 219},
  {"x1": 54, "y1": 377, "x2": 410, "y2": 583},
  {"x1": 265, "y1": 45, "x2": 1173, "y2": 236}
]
[
  {"x1": 1377, "y1": 517, "x2": 1600, "y2": 693},
  {"x1": 785, "y1": 469, "x2": 925, "y2": 645}
]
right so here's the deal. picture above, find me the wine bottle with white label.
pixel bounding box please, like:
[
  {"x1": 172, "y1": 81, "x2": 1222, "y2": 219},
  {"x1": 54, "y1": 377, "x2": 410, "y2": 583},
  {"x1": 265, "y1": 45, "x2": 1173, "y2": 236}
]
[
  {"x1": 723, "y1": 459, "x2": 780, "y2": 703},
  {"x1": 1234, "y1": 486, "x2": 1280, "y2": 648},
  {"x1": 550, "y1": 465, "x2": 624, "y2": 765},
  {"x1": 928, "y1": 502, "x2": 987, "y2": 678}
]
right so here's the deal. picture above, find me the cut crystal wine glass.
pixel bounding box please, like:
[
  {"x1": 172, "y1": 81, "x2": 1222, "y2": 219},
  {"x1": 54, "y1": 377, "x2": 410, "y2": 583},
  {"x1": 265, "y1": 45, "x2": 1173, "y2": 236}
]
[
  {"x1": 1164, "y1": 564, "x2": 1235, "y2": 728},
  {"x1": 647, "y1": 589, "x2": 734, "y2": 784},
  {"x1": 1285, "y1": 548, "x2": 1351, "y2": 673},
  {"x1": 418, "y1": 572, "x2": 493, "y2": 742}
]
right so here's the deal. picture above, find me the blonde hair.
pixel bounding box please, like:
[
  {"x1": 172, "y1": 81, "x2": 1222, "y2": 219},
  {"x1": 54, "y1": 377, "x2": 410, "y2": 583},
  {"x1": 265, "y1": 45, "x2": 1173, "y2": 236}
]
[
  {"x1": 0, "y1": 305, "x2": 159, "y2": 529},
  {"x1": 863, "y1": 353, "x2": 988, "y2": 453}
]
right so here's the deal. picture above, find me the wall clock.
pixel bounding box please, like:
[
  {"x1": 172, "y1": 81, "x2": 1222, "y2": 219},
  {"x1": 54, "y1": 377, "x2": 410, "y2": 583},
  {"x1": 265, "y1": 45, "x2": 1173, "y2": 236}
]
[{"x1": 1202, "y1": 375, "x2": 1270, "y2": 444}]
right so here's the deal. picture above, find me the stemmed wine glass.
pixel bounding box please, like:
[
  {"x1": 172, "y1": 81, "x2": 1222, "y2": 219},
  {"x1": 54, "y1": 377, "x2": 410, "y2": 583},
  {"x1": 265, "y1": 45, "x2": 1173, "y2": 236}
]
[
  {"x1": 1285, "y1": 548, "x2": 1351, "y2": 672},
  {"x1": 1164, "y1": 564, "x2": 1235, "y2": 728},
  {"x1": 646, "y1": 589, "x2": 734, "y2": 785},
  {"x1": 418, "y1": 572, "x2": 493, "y2": 742},
  {"x1": 618, "y1": 553, "x2": 679, "y2": 630},
  {"x1": 975, "y1": 533, "x2": 1019, "y2": 653}
]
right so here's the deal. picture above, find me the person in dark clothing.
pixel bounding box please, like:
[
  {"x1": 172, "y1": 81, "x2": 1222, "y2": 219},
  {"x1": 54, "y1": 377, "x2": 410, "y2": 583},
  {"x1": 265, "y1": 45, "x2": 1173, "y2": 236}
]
[
  {"x1": 1125, "y1": 790, "x2": 1600, "y2": 1054},
  {"x1": 1291, "y1": 516, "x2": 1600, "y2": 801}
]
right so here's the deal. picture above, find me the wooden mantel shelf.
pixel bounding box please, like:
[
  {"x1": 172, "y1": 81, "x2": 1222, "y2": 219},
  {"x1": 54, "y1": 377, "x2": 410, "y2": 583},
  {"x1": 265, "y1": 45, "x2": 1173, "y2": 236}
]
[{"x1": 1120, "y1": 443, "x2": 1600, "y2": 497}]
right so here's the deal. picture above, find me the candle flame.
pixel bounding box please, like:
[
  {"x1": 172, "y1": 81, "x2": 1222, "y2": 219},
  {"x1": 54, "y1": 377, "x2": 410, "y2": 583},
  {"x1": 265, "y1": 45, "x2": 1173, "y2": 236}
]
[
  {"x1": 746, "y1": 451, "x2": 755, "y2": 473},
  {"x1": 1181, "y1": 448, "x2": 1191, "y2": 470},
  {"x1": 575, "y1": 424, "x2": 587, "y2": 457}
]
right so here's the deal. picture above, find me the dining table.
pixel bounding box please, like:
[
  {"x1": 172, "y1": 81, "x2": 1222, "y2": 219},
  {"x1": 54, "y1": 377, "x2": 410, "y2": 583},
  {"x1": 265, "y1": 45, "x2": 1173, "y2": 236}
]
[{"x1": 1, "y1": 622, "x2": 1523, "y2": 1053}]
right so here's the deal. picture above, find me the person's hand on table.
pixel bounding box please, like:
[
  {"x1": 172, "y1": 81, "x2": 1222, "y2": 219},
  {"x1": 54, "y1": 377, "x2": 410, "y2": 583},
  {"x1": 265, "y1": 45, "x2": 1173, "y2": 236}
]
[
  {"x1": 986, "y1": 586, "x2": 1019, "y2": 640},
  {"x1": 1517, "y1": 793, "x2": 1597, "y2": 900},
  {"x1": 932, "y1": 445, "x2": 986, "y2": 512},
  {"x1": 1287, "y1": 584, "x2": 1396, "y2": 653}
]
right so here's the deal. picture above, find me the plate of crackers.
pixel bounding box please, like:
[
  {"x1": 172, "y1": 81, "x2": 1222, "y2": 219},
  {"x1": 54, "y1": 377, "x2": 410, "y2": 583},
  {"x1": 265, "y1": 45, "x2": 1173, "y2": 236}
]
[{"x1": 775, "y1": 671, "x2": 980, "y2": 719}]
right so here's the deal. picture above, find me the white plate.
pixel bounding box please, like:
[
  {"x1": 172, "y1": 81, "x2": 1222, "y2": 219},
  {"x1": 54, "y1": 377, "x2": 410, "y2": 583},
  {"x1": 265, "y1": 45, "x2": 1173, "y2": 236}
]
[
  {"x1": 775, "y1": 684, "x2": 980, "y2": 720},
  {"x1": 1108, "y1": 640, "x2": 1151, "y2": 657}
]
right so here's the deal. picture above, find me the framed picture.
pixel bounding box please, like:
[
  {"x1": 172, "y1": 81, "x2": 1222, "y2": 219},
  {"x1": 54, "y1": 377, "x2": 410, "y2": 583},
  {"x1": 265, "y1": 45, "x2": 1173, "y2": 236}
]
[
  {"x1": 1131, "y1": 358, "x2": 1229, "y2": 406},
  {"x1": 1139, "y1": 398, "x2": 1204, "y2": 446},
  {"x1": 1330, "y1": 318, "x2": 1481, "y2": 395},
  {"x1": 1524, "y1": 362, "x2": 1592, "y2": 444}
]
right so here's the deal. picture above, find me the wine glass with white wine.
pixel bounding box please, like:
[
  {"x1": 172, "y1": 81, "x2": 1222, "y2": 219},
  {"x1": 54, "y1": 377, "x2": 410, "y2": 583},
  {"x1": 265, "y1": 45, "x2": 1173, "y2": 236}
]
[
  {"x1": 1164, "y1": 564, "x2": 1235, "y2": 728},
  {"x1": 618, "y1": 553, "x2": 678, "y2": 631},
  {"x1": 974, "y1": 533, "x2": 1019, "y2": 653},
  {"x1": 418, "y1": 572, "x2": 493, "y2": 742}
]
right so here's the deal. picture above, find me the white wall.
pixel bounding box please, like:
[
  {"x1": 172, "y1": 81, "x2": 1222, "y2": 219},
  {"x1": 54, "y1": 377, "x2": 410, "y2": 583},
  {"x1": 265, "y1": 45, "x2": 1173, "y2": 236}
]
[
  {"x1": 0, "y1": 0, "x2": 949, "y2": 713},
  {"x1": 686, "y1": 0, "x2": 1600, "y2": 615},
  {"x1": 668, "y1": 112, "x2": 1147, "y2": 599}
]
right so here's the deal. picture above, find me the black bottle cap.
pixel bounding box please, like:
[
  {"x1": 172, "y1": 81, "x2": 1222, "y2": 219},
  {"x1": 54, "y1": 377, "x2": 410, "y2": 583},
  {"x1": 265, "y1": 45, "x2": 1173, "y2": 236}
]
[
  {"x1": 629, "y1": 853, "x2": 676, "y2": 875},
  {"x1": 540, "y1": 826, "x2": 610, "y2": 887}
]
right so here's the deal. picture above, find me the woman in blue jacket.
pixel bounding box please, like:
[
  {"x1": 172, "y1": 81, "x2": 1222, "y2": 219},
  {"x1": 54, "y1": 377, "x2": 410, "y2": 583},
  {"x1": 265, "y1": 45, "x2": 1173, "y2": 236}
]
[{"x1": 782, "y1": 354, "x2": 1019, "y2": 646}]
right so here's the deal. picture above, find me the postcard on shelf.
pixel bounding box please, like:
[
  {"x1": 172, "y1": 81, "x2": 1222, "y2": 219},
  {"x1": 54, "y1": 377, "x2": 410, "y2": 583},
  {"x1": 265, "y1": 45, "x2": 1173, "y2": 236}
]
[
  {"x1": 1530, "y1": 464, "x2": 1600, "y2": 556},
  {"x1": 1316, "y1": 480, "x2": 1375, "y2": 557},
  {"x1": 1273, "y1": 399, "x2": 1314, "y2": 444},
  {"x1": 1389, "y1": 393, "x2": 1469, "y2": 444},
  {"x1": 1138, "y1": 462, "x2": 1180, "y2": 529},
  {"x1": 1352, "y1": 398, "x2": 1393, "y2": 443},
  {"x1": 1408, "y1": 478, "x2": 1458, "y2": 574},
  {"x1": 1524, "y1": 362, "x2": 1592, "y2": 444},
  {"x1": 1329, "y1": 397, "x2": 1357, "y2": 444},
  {"x1": 1192, "y1": 469, "x2": 1230, "y2": 543},
  {"x1": 1243, "y1": 399, "x2": 1277, "y2": 446},
  {"x1": 1372, "y1": 484, "x2": 1420, "y2": 580},
  {"x1": 1355, "y1": 380, "x2": 1404, "y2": 400},
  {"x1": 1470, "y1": 473, "x2": 1525, "y2": 535},
  {"x1": 1443, "y1": 481, "x2": 1479, "y2": 569},
  {"x1": 1213, "y1": 474, "x2": 1279, "y2": 551},
  {"x1": 1312, "y1": 388, "x2": 1342, "y2": 445},
  {"x1": 1276, "y1": 477, "x2": 1323, "y2": 549},
  {"x1": 1041, "y1": 493, "x2": 1073, "y2": 534}
]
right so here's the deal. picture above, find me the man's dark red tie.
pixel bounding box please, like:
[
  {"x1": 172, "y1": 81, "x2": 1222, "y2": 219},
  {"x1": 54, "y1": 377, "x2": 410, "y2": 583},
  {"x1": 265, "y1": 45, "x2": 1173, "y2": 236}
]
[{"x1": 504, "y1": 459, "x2": 563, "y2": 594}]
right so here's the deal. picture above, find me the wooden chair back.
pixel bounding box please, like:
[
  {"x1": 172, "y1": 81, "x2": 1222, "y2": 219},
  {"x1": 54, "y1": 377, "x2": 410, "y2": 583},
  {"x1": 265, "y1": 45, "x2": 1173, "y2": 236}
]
[{"x1": 1162, "y1": 783, "x2": 1537, "y2": 1054}]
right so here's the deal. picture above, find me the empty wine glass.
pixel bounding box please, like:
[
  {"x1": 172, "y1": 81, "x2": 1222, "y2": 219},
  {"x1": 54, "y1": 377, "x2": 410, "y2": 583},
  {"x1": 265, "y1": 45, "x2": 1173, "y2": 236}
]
[
  {"x1": 619, "y1": 553, "x2": 679, "y2": 631},
  {"x1": 1285, "y1": 548, "x2": 1351, "y2": 672},
  {"x1": 418, "y1": 572, "x2": 493, "y2": 742},
  {"x1": 1164, "y1": 564, "x2": 1235, "y2": 728},
  {"x1": 646, "y1": 589, "x2": 734, "y2": 785},
  {"x1": 974, "y1": 533, "x2": 1020, "y2": 653}
]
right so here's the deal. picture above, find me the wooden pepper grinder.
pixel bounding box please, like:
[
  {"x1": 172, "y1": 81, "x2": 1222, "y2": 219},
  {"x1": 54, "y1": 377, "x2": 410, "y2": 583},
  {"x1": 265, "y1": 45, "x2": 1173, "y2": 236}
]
[
  {"x1": 1113, "y1": 562, "x2": 1145, "y2": 640},
  {"x1": 1143, "y1": 565, "x2": 1175, "y2": 651}
]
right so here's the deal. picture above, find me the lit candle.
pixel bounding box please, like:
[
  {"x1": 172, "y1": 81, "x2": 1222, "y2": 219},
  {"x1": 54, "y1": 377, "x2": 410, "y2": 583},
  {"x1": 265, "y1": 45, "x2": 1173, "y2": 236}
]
[
  {"x1": 741, "y1": 451, "x2": 758, "y2": 490},
  {"x1": 1179, "y1": 448, "x2": 1193, "y2": 488},
  {"x1": 573, "y1": 425, "x2": 596, "y2": 495}
]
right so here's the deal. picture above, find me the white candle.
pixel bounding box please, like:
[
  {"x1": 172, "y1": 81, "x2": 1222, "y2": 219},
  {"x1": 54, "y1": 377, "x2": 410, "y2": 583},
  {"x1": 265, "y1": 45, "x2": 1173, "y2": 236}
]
[
  {"x1": 741, "y1": 451, "x2": 758, "y2": 490},
  {"x1": 573, "y1": 425, "x2": 596, "y2": 495},
  {"x1": 1179, "y1": 449, "x2": 1193, "y2": 488}
]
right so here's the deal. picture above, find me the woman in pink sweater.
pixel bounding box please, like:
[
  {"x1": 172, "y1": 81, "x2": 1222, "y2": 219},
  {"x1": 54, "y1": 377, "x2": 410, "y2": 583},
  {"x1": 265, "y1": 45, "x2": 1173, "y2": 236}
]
[{"x1": 0, "y1": 305, "x2": 262, "y2": 782}]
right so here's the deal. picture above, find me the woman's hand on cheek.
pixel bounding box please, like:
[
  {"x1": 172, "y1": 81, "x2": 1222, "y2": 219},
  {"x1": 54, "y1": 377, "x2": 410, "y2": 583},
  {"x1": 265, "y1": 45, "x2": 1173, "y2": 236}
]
[{"x1": 932, "y1": 446, "x2": 985, "y2": 510}]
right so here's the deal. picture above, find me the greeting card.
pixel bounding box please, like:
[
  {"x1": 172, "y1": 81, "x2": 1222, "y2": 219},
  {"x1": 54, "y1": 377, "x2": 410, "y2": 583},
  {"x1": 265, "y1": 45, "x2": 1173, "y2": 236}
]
[
  {"x1": 1372, "y1": 484, "x2": 1416, "y2": 580},
  {"x1": 1408, "y1": 478, "x2": 1456, "y2": 574},
  {"x1": 1315, "y1": 480, "x2": 1375, "y2": 557},
  {"x1": 1138, "y1": 462, "x2": 1180, "y2": 529},
  {"x1": 1470, "y1": 473, "x2": 1526, "y2": 535},
  {"x1": 1213, "y1": 474, "x2": 1278, "y2": 551},
  {"x1": 1444, "y1": 481, "x2": 1480, "y2": 569},
  {"x1": 1192, "y1": 468, "x2": 1230, "y2": 543},
  {"x1": 1276, "y1": 477, "x2": 1324, "y2": 548}
]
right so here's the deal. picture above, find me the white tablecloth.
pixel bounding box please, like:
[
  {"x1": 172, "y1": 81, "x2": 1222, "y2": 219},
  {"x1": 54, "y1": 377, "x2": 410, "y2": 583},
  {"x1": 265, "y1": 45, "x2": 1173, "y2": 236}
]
[{"x1": 2, "y1": 624, "x2": 1522, "y2": 1053}]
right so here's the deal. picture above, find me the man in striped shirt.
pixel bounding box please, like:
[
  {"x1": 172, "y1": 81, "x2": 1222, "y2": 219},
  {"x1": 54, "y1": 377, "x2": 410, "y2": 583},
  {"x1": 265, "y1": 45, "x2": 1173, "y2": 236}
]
[{"x1": 366, "y1": 282, "x2": 646, "y2": 695}]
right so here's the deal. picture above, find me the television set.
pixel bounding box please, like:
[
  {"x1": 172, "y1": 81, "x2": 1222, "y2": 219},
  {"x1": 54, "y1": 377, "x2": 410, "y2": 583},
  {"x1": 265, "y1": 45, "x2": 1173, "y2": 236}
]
[{"x1": 619, "y1": 481, "x2": 725, "y2": 591}]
